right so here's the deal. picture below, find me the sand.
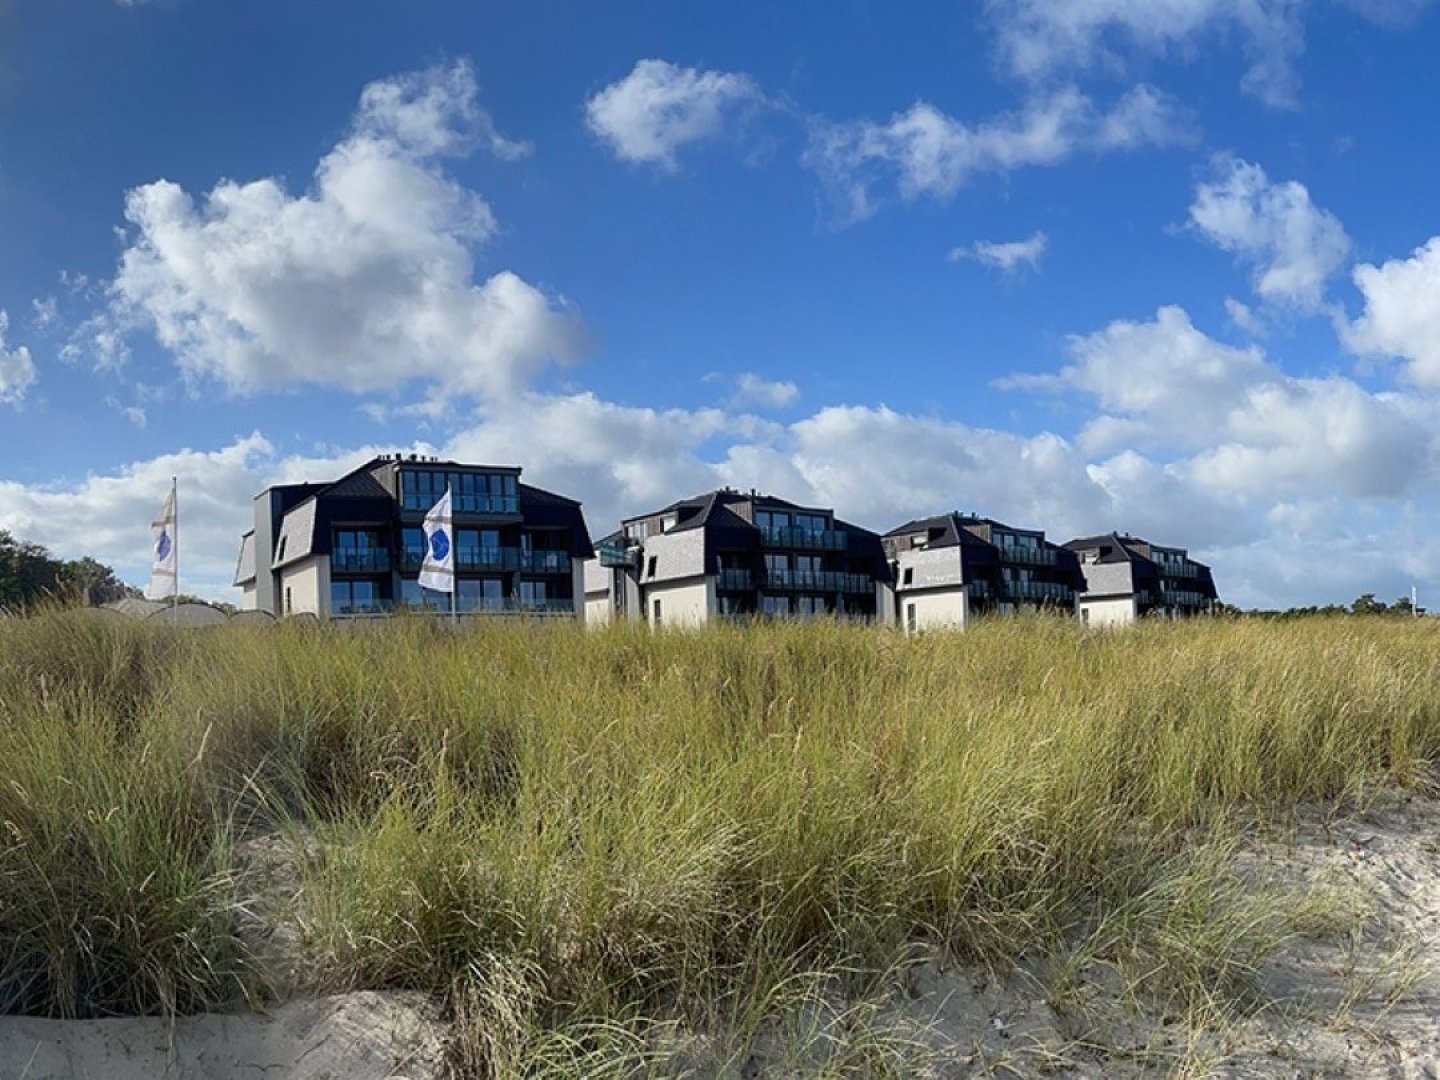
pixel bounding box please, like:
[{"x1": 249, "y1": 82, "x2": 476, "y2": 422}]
[{"x1": 6, "y1": 789, "x2": 1440, "y2": 1078}]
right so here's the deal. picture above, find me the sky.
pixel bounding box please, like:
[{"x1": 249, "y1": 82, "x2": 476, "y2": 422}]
[{"x1": 2, "y1": 0, "x2": 1439, "y2": 609}]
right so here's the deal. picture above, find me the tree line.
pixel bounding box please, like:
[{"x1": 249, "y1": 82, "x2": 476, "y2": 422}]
[{"x1": 0, "y1": 530, "x2": 138, "y2": 611}]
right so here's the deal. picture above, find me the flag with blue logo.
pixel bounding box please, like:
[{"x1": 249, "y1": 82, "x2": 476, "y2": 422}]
[
  {"x1": 145, "y1": 484, "x2": 178, "y2": 600},
  {"x1": 418, "y1": 486, "x2": 454, "y2": 593}
]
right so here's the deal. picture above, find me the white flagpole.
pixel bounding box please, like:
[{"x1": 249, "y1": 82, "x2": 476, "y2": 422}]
[{"x1": 171, "y1": 477, "x2": 179, "y2": 625}]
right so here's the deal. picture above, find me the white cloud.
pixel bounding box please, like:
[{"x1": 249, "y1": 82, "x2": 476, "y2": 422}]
[
  {"x1": 1005, "y1": 304, "x2": 1438, "y2": 500},
  {"x1": 1188, "y1": 156, "x2": 1350, "y2": 309},
  {"x1": 31, "y1": 296, "x2": 59, "y2": 333},
  {"x1": 950, "y1": 231, "x2": 1048, "y2": 273},
  {"x1": 1343, "y1": 236, "x2": 1440, "y2": 387},
  {"x1": 78, "y1": 60, "x2": 582, "y2": 401},
  {"x1": 0, "y1": 435, "x2": 275, "y2": 596},
  {"x1": 585, "y1": 59, "x2": 762, "y2": 170},
  {"x1": 731, "y1": 372, "x2": 799, "y2": 408},
  {"x1": 987, "y1": 0, "x2": 1432, "y2": 109},
  {"x1": 805, "y1": 85, "x2": 1187, "y2": 223},
  {"x1": 987, "y1": 0, "x2": 1308, "y2": 108},
  {"x1": 0, "y1": 311, "x2": 37, "y2": 407},
  {"x1": 1224, "y1": 296, "x2": 1265, "y2": 336}
]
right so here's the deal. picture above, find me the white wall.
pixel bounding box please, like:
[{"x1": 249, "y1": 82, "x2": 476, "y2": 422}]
[
  {"x1": 900, "y1": 588, "x2": 970, "y2": 633},
  {"x1": 584, "y1": 594, "x2": 613, "y2": 627},
  {"x1": 1079, "y1": 595, "x2": 1136, "y2": 628},
  {"x1": 646, "y1": 576, "x2": 714, "y2": 628},
  {"x1": 279, "y1": 556, "x2": 329, "y2": 617},
  {"x1": 239, "y1": 582, "x2": 257, "y2": 611}
]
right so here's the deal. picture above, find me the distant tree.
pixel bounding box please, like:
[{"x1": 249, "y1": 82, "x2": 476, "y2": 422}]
[
  {"x1": 1391, "y1": 595, "x2": 1416, "y2": 616},
  {"x1": 60, "y1": 556, "x2": 139, "y2": 606},
  {"x1": 1351, "y1": 593, "x2": 1388, "y2": 616},
  {"x1": 0, "y1": 531, "x2": 64, "y2": 608},
  {"x1": 0, "y1": 530, "x2": 138, "y2": 609}
]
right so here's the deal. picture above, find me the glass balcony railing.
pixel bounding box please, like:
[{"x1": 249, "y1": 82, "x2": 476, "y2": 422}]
[
  {"x1": 521, "y1": 550, "x2": 572, "y2": 574},
  {"x1": 333, "y1": 597, "x2": 576, "y2": 618},
  {"x1": 762, "y1": 569, "x2": 873, "y2": 593},
  {"x1": 998, "y1": 545, "x2": 1057, "y2": 567},
  {"x1": 1002, "y1": 580, "x2": 1073, "y2": 603},
  {"x1": 596, "y1": 539, "x2": 638, "y2": 568},
  {"x1": 401, "y1": 494, "x2": 520, "y2": 514},
  {"x1": 759, "y1": 525, "x2": 848, "y2": 551},
  {"x1": 1160, "y1": 589, "x2": 1211, "y2": 608},
  {"x1": 331, "y1": 549, "x2": 390, "y2": 573},
  {"x1": 398, "y1": 547, "x2": 522, "y2": 572},
  {"x1": 1155, "y1": 560, "x2": 1200, "y2": 579},
  {"x1": 967, "y1": 580, "x2": 992, "y2": 599},
  {"x1": 717, "y1": 568, "x2": 754, "y2": 591}
]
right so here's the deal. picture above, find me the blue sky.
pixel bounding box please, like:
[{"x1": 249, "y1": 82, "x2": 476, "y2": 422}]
[{"x1": 2, "y1": 0, "x2": 1439, "y2": 608}]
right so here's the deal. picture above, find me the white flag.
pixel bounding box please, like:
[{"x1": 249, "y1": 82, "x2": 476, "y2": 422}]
[
  {"x1": 418, "y1": 486, "x2": 454, "y2": 593},
  {"x1": 145, "y1": 485, "x2": 177, "y2": 600}
]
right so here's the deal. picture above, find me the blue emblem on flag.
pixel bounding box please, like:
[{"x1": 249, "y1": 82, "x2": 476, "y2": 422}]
[
  {"x1": 156, "y1": 529, "x2": 172, "y2": 561},
  {"x1": 429, "y1": 529, "x2": 450, "y2": 561}
]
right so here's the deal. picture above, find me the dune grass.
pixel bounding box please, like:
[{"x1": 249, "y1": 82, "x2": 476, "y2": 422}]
[{"x1": 1, "y1": 610, "x2": 1439, "y2": 1072}]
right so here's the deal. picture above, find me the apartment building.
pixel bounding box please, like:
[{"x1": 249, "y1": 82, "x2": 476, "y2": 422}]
[
  {"x1": 234, "y1": 455, "x2": 593, "y2": 619},
  {"x1": 583, "y1": 489, "x2": 894, "y2": 627},
  {"x1": 882, "y1": 513, "x2": 1085, "y2": 632},
  {"x1": 1063, "y1": 533, "x2": 1218, "y2": 626}
]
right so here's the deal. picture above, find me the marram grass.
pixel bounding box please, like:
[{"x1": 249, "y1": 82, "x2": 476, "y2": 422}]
[{"x1": 1, "y1": 611, "x2": 1438, "y2": 1073}]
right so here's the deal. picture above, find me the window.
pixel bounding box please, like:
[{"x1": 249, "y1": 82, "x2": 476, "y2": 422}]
[
  {"x1": 625, "y1": 521, "x2": 646, "y2": 541},
  {"x1": 762, "y1": 595, "x2": 790, "y2": 616},
  {"x1": 906, "y1": 603, "x2": 916, "y2": 633},
  {"x1": 660, "y1": 514, "x2": 677, "y2": 533},
  {"x1": 518, "y1": 580, "x2": 548, "y2": 608},
  {"x1": 646, "y1": 555, "x2": 658, "y2": 578},
  {"x1": 764, "y1": 553, "x2": 789, "y2": 572},
  {"x1": 652, "y1": 598, "x2": 662, "y2": 625},
  {"x1": 1081, "y1": 608, "x2": 1090, "y2": 625},
  {"x1": 331, "y1": 579, "x2": 379, "y2": 614},
  {"x1": 284, "y1": 587, "x2": 292, "y2": 615},
  {"x1": 794, "y1": 513, "x2": 826, "y2": 533},
  {"x1": 276, "y1": 536, "x2": 288, "y2": 562},
  {"x1": 902, "y1": 567, "x2": 914, "y2": 586}
]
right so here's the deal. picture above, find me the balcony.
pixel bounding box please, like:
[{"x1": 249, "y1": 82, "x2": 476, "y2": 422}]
[
  {"x1": 331, "y1": 549, "x2": 390, "y2": 573},
  {"x1": 401, "y1": 494, "x2": 520, "y2": 515},
  {"x1": 967, "y1": 580, "x2": 992, "y2": 599},
  {"x1": 717, "y1": 568, "x2": 754, "y2": 591},
  {"x1": 596, "y1": 539, "x2": 639, "y2": 569},
  {"x1": 521, "y1": 550, "x2": 572, "y2": 574},
  {"x1": 759, "y1": 525, "x2": 848, "y2": 551},
  {"x1": 332, "y1": 596, "x2": 576, "y2": 619},
  {"x1": 1003, "y1": 580, "x2": 1073, "y2": 603},
  {"x1": 1160, "y1": 588, "x2": 1212, "y2": 609},
  {"x1": 998, "y1": 544, "x2": 1057, "y2": 567},
  {"x1": 398, "y1": 547, "x2": 521, "y2": 572},
  {"x1": 1155, "y1": 560, "x2": 1201, "y2": 579},
  {"x1": 762, "y1": 569, "x2": 874, "y2": 594}
]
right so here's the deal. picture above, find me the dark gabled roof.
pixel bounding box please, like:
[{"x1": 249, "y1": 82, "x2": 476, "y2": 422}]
[
  {"x1": 1065, "y1": 533, "x2": 1147, "y2": 565},
  {"x1": 234, "y1": 531, "x2": 256, "y2": 586},
  {"x1": 324, "y1": 464, "x2": 392, "y2": 500},
  {"x1": 517, "y1": 482, "x2": 594, "y2": 557},
  {"x1": 884, "y1": 512, "x2": 1022, "y2": 552}
]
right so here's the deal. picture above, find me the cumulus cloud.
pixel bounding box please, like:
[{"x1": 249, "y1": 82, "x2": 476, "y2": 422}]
[
  {"x1": 805, "y1": 84, "x2": 1188, "y2": 222},
  {"x1": 5, "y1": 363, "x2": 1439, "y2": 609},
  {"x1": 0, "y1": 311, "x2": 37, "y2": 407},
  {"x1": 950, "y1": 231, "x2": 1048, "y2": 273},
  {"x1": 987, "y1": 0, "x2": 1432, "y2": 109},
  {"x1": 1004, "y1": 304, "x2": 1438, "y2": 498},
  {"x1": 731, "y1": 372, "x2": 799, "y2": 408},
  {"x1": 585, "y1": 59, "x2": 762, "y2": 170},
  {"x1": 987, "y1": 0, "x2": 1308, "y2": 108},
  {"x1": 1344, "y1": 236, "x2": 1440, "y2": 386},
  {"x1": 78, "y1": 60, "x2": 582, "y2": 401},
  {"x1": 1188, "y1": 156, "x2": 1350, "y2": 309},
  {"x1": 1225, "y1": 296, "x2": 1265, "y2": 336},
  {"x1": 0, "y1": 435, "x2": 275, "y2": 597}
]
